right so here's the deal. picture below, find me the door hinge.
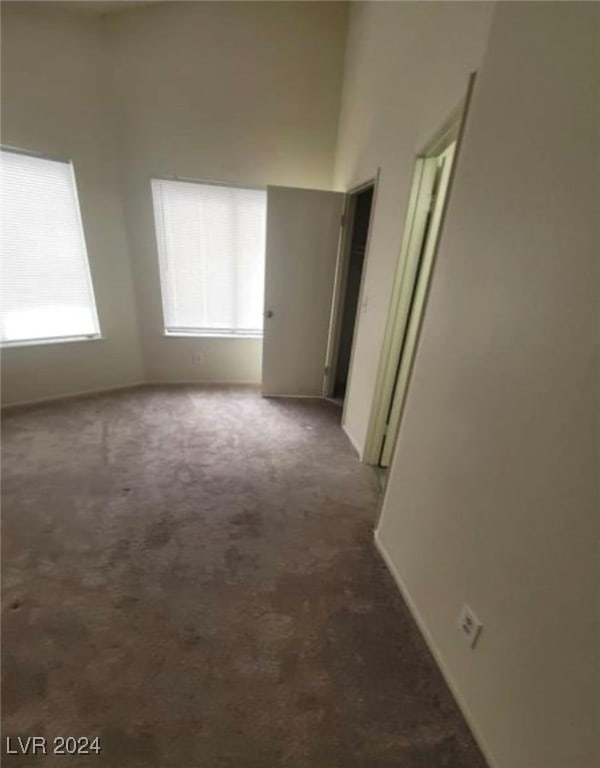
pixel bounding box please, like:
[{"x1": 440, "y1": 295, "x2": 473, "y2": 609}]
[{"x1": 324, "y1": 365, "x2": 330, "y2": 376}]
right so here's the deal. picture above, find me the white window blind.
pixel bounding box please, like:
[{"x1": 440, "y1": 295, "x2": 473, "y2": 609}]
[
  {"x1": 151, "y1": 178, "x2": 266, "y2": 336},
  {"x1": 0, "y1": 149, "x2": 100, "y2": 345}
]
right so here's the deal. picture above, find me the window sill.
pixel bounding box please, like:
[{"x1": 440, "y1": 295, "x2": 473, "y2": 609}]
[
  {"x1": 1, "y1": 335, "x2": 103, "y2": 349},
  {"x1": 163, "y1": 331, "x2": 263, "y2": 340}
]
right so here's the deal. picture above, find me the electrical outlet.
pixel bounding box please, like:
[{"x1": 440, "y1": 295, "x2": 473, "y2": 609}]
[{"x1": 458, "y1": 604, "x2": 482, "y2": 648}]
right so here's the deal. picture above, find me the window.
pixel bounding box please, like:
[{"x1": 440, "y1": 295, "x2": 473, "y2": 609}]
[
  {"x1": 151, "y1": 178, "x2": 266, "y2": 337},
  {"x1": 0, "y1": 149, "x2": 100, "y2": 346}
]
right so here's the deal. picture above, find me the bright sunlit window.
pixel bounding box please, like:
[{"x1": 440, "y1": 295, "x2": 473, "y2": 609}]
[
  {"x1": 151, "y1": 178, "x2": 266, "y2": 337},
  {"x1": 0, "y1": 149, "x2": 101, "y2": 346}
]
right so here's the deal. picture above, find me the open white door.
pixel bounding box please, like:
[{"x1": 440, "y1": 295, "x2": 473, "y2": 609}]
[{"x1": 262, "y1": 186, "x2": 344, "y2": 397}]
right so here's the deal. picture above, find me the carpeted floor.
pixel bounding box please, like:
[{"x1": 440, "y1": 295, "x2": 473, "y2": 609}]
[{"x1": 2, "y1": 386, "x2": 487, "y2": 767}]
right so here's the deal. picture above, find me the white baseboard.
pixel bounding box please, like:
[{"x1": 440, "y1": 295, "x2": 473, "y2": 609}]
[
  {"x1": 1, "y1": 381, "x2": 146, "y2": 410},
  {"x1": 262, "y1": 393, "x2": 323, "y2": 399},
  {"x1": 373, "y1": 528, "x2": 498, "y2": 768},
  {"x1": 147, "y1": 379, "x2": 260, "y2": 387},
  {"x1": 342, "y1": 422, "x2": 363, "y2": 459},
  {"x1": 1, "y1": 380, "x2": 263, "y2": 409}
]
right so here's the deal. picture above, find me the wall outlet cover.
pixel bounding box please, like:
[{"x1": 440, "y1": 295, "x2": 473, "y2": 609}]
[{"x1": 458, "y1": 603, "x2": 482, "y2": 648}]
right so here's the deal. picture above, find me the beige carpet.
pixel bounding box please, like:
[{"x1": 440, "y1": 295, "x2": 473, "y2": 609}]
[{"x1": 2, "y1": 386, "x2": 487, "y2": 767}]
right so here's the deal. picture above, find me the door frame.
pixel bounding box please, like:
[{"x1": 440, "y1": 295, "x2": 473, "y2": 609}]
[
  {"x1": 362, "y1": 73, "x2": 476, "y2": 466},
  {"x1": 323, "y1": 169, "x2": 381, "y2": 402},
  {"x1": 379, "y1": 140, "x2": 456, "y2": 467}
]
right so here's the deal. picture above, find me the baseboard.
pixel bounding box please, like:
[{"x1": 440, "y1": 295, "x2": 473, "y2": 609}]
[
  {"x1": 1, "y1": 382, "x2": 146, "y2": 410},
  {"x1": 146, "y1": 379, "x2": 260, "y2": 388},
  {"x1": 262, "y1": 393, "x2": 323, "y2": 399},
  {"x1": 342, "y1": 422, "x2": 363, "y2": 459},
  {"x1": 1, "y1": 382, "x2": 336, "y2": 409},
  {"x1": 1, "y1": 380, "x2": 263, "y2": 410},
  {"x1": 373, "y1": 528, "x2": 498, "y2": 768}
]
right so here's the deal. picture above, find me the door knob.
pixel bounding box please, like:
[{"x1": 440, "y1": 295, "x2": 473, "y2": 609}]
[{"x1": 264, "y1": 310, "x2": 274, "y2": 318}]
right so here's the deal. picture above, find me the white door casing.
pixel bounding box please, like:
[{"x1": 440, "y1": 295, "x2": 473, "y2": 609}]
[{"x1": 380, "y1": 142, "x2": 456, "y2": 467}]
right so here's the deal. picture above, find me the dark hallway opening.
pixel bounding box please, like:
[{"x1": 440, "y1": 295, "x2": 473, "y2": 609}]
[{"x1": 333, "y1": 185, "x2": 373, "y2": 400}]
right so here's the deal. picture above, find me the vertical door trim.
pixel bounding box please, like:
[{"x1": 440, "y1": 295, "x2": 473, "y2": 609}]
[
  {"x1": 340, "y1": 168, "x2": 381, "y2": 429},
  {"x1": 323, "y1": 193, "x2": 353, "y2": 397},
  {"x1": 363, "y1": 72, "x2": 477, "y2": 466},
  {"x1": 362, "y1": 158, "x2": 438, "y2": 463},
  {"x1": 379, "y1": 141, "x2": 456, "y2": 467}
]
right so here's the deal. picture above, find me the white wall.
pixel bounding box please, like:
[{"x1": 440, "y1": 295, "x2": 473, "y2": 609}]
[
  {"x1": 1, "y1": 4, "x2": 144, "y2": 405},
  {"x1": 334, "y1": 1, "x2": 493, "y2": 453},
  {"x1": 102, "y1": 1, "x2": 348, "y2": 384},
  {"x1": 376, "y1": 3, "x2": 599, "y2": 767},
  {"x1": 1, "y1": 1, "x2": 347, "y2": 400}
]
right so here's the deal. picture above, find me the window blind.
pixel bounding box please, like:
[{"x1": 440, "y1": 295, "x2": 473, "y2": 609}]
[
  {"x1": 0, "y1": 149, "x2": 100, "y2": 345},
  {"x1": 151, "y1": 178, "x2": 266, "y2": 336}
]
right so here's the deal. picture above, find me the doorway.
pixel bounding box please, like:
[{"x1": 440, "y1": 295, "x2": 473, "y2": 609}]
[
  {"x1": 378, "y1": 140, "x2": 455, "y2": 466},
  {"x1": 332, "y1": 186, "x2": 373, "y2": 401},
  {"x1": 261, "y1": 177, "x2": 376, "y2": 402},
  {"x1": 363, "y1": 76, "x2": 476, "y2": 468},
  {"x1": 324, "y1": 181, "x2": 376, "y2": 405}
]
